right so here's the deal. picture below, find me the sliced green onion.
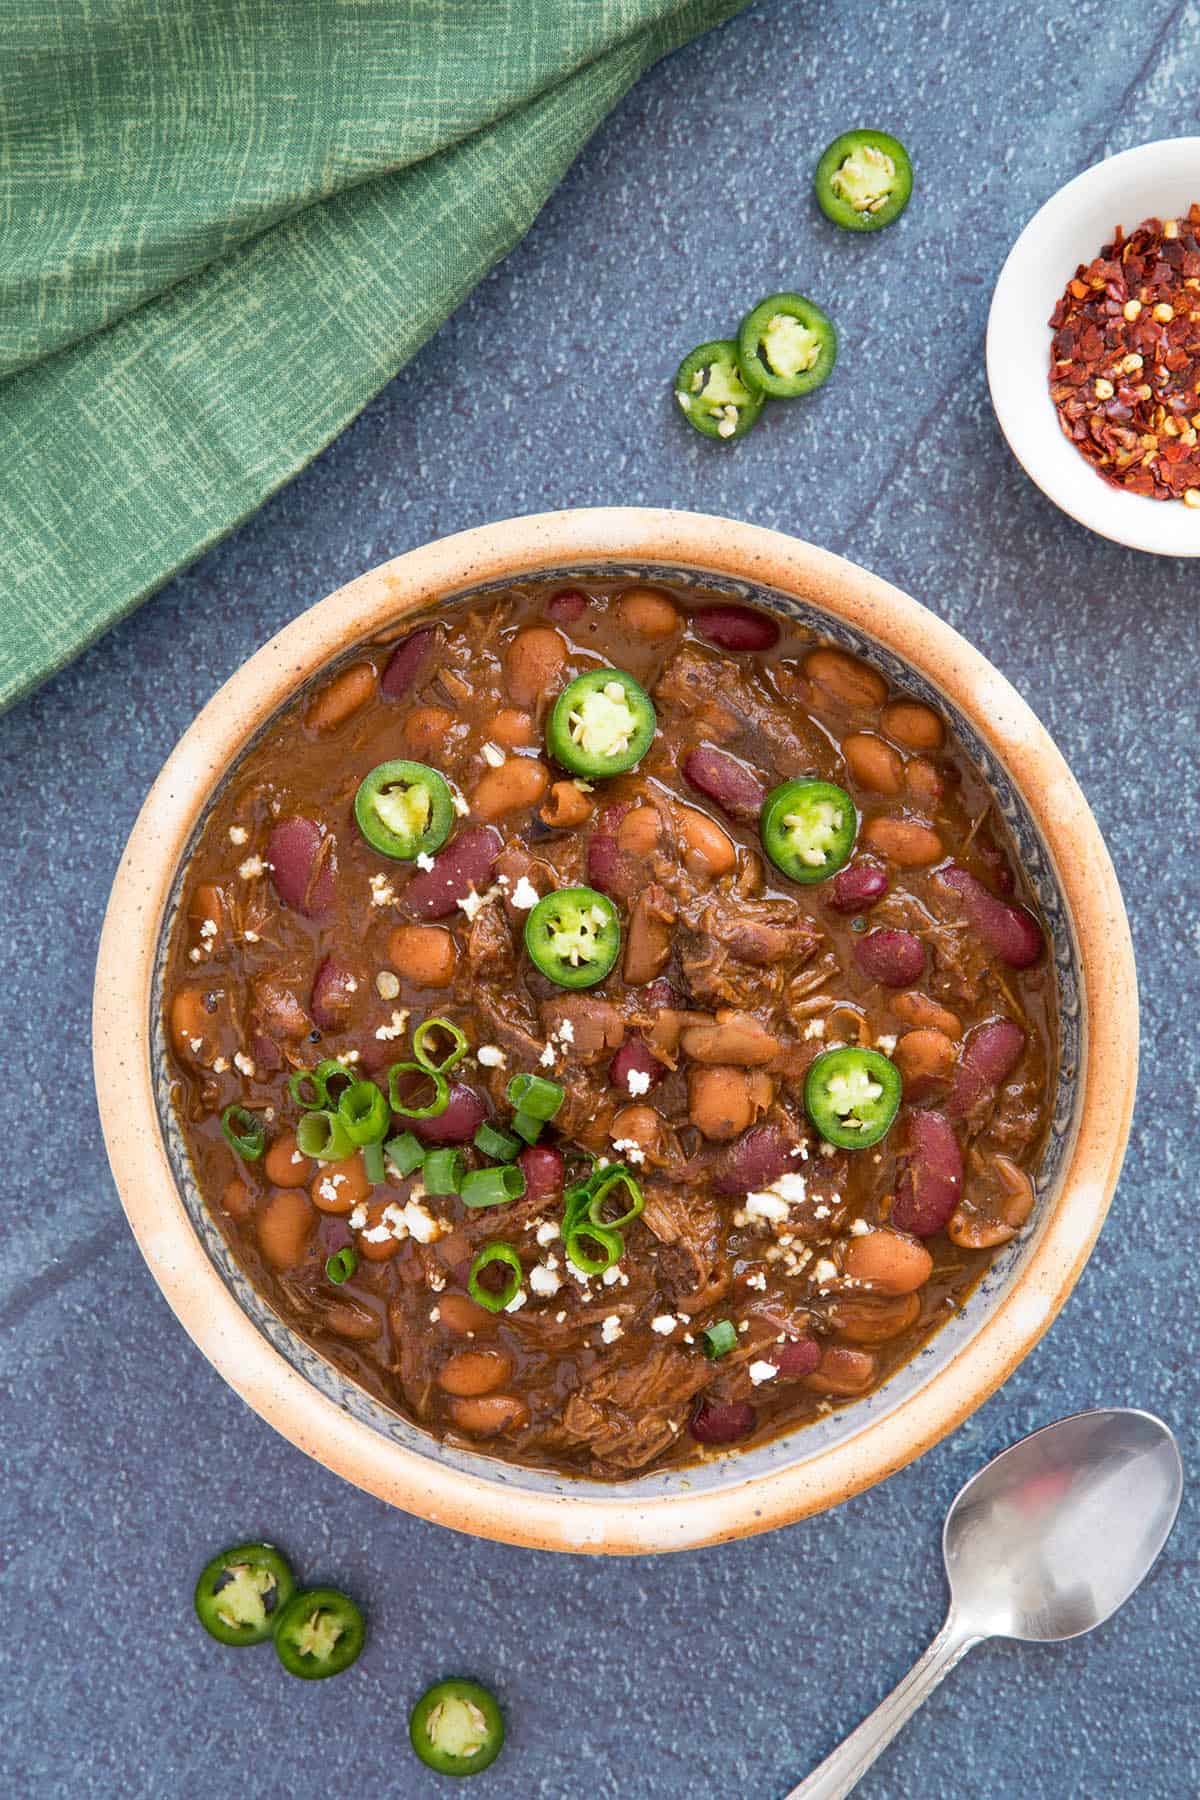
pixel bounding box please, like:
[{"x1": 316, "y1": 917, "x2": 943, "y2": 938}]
[
  {"x1": 325, "y1": 1247, "x2": 358, "y2": 1285},
  {"x1": 220, "y1": 1104, "x2": 266, "y2": 1161},
  {"x1": 562, "y1": 1180, "x2": 593, "y2": 1238},
  {"x1": 564, "y1": 1222, "x2": 623, "y2": 1277},
  {"x1": 337, "y1": 1079, "x2": 390, "y2": 1145},
  {"x1": 506, "y1": 1072, "x2": 565, "y2": 1121},
  {"x1": 296, "y1": 1109, "x2": 354, "y2": 1162},
  {"x1": 511, "y1": 1109, "x2": 543, "y2": 1145},
  {"x1": 288, "y1": 1068, "x2": 324, "y2": 1109},
  {"x1": 288, "y1": 1059, "x2": 355, "y2": 1111},
  {"x1": 563, "y1": 1147, "x2": 598, "y2": 1189},
  {"x1": 423, "y1": 1148, "x2": 465, "y2": 1196},
  {"x1": 362, "y1": 1140, "x2": 386, "y2": 1185},
  {"x1": 700, "y1": 1319, "x2": 738, "y2": 1360},
  {"x1": 586, "y1": 1165, "x2": 644, "y2": 1232},
  {"x1": 384, "y1": 1131, "x2": 425, "y2": 1178},
  {"x1": 468, "y1": 1243, "x2": 524, "y2": 1313},
  {"x1": 412, "y1": 1017, "x2": 469, "y2": 1075},
  {"x1": 387, "y1": 1061, "x2": 450, "y2": 1119},
  {"x1": 460, "y1": 1164, "x2": 526, "y2": 1209},
  {"x1": 473, "y1": 1122, "x2": 522, "y2": 1163}
]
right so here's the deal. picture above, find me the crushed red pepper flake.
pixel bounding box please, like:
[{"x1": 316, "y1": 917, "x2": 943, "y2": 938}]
[{"x1": 1048, "y1": 203, "x2": 1200, "y2": 503}]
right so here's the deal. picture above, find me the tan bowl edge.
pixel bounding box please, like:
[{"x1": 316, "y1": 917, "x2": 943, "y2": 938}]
[{"x1": 93, "y1": 508, "x2": 1138, "y2": 1555}]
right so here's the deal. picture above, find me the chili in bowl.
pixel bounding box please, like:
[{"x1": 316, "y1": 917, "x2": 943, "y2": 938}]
[{"x1": 94, "y1": 509, "x2": 1136, "y2": 1552}]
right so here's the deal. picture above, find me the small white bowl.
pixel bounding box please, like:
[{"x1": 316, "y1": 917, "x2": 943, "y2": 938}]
[{"x1": 987, "y1": 136, "x2": 1200, "y2": 556}]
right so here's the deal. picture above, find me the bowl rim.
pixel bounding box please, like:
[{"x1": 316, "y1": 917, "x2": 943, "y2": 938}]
[
  {"x1": 987, "y1": 135, "x2": 1200, "y2": 556},
  {"x1": 93, "y1": 507, "x2": 1137, "y2": 1554}
]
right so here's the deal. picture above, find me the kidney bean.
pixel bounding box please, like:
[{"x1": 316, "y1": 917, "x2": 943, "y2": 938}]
[
  {"x1": 804, "y1": 647, "x2": 887, "y2": 709},
  {"x1": 689, "y1": 1399, "x2": 757, "y2": 1445},
  {"x1": 610, "y1": 1037, "x2": 666, "y2": 1094},
  {"x1": 446, "y1": 1393, "x2": 530, "y2": 1436},
  {"x1": 412, "y1": 1082, "x2": 488, "y2": 1145},
  {"x1": 769, "y1": 1336, "x2": 821, "y2": 1377},
  {"x1": 403, "y1": 825, "x2": 501, "y2": 919},
  {"x1": 881, "y1": 699, "x2": 944, "y2": 751},
  {"x1": 841, "y1": 1228, "x2": 933, "y2": 1294},
  {"x1": 694, "y1": 605, "x2": 780, "y2": 652},
  {"x1": 268, "y1": 816, "x2": 336, "y2": 917},
  {"x1": 519, "y1": 1143, "x2": 566, "y2": 1202},
  {"x1": 854, "y1": 927, "x2": 926, "y2": 986},
  {"x1": 862, "y1": 816, "x2": 944, "y2": 866},
  {"x1": 639, "y1": 977, "x2": 677, "y2": 1011},
  {"x1": 843, "y1": 733, "x2": 903, "y2": 794},
  {"x1": 251, "y1": 1032, "x2": 283, "y2": 1073},
  {"x1": 545, "y1": 588, "x2": 588, "y2": 624},
  {"x1": 310, "y1": 956, "x2": 358, "y2": 1032},
  {"x1": 936, "y1": 865, "x2": 1043, "y2": 968},
  {"x1": 802, "y1": 1344, "x2": 876, "y2": 1396},
  {"x1": 381, "y1": 627, "x2": 435, "y2": 699},
  {"x1": 947, "y1": 1018, "x2": 1026, "y2": 1119},
  {"x1": 436, "y1": 1348, "x2": 513, "y2": 1398},
  {"x1": 713, "y1": 1124, "x2": 795, "y2": 1196},
  {"x1": 682, "y1": 746, "x2": 766, "y2": 822},
  {"x1": 829, "y1": 860, "x2": 889, "y2": 914},
  {"x1": 586, "y1": 803, "x2": 640, "y2": 900},
  {"x1": 892, "y1": 1111, "x2": 963, "y2": 1237}
]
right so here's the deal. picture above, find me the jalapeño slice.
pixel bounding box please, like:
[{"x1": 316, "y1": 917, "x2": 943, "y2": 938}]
[
  {"x1": 194, "y1": 1542, "x2": 296, "y2": 1646},
  {"x1": 272, "y1": 1586, "x2": 365, "y2": 1680},
  {"x1": 762, "y1": 779, "x2": 856, "y2": 884},
  {"x1": 673, "y1": 338, "x2": 765, "y2": 442},
  {"x1": 547, "y1": 669, "x2": 656, "y2": 778},
  {"x1": 815, "y1": 130, "x2": 913, "y2": 232},
  {"x1": 737, "y1": 293, "x2": 837, "y2": 400},
  {"x1": 354, "y1": 759, "x2": 453, "y2": 861},
  {"x1": 804, "y1": 1046, "x2": 901, "y2": 1149},
  {"x1": 524, "y1": 887, "x2": 620, "y2": 989},
  {"x1": 410, "y1": 1678, "x2": 506, "y2": 1777}
]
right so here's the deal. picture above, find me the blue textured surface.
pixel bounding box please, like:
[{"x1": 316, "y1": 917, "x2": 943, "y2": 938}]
[{"x1": 2, "y1": 2, "x2": 1196, "y2": 1795}]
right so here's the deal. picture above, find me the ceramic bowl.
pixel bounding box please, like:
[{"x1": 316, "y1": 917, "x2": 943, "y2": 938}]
[
  {"x1": 93, "y1": 509, "x2": 1137, "y2": 1554},
  {"x1": 987, "y1": 136, "x2": 1200, "y2": 555}
]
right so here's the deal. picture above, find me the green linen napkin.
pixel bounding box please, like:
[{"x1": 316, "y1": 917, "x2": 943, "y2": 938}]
[{"x1": 0, "y1": 0, "x2": 744, "y2": 712}]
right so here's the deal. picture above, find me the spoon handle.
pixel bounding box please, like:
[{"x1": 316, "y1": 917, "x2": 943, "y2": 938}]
[{"x1": 782, "y1": 1613, "x2": 981, "y2": 1800}]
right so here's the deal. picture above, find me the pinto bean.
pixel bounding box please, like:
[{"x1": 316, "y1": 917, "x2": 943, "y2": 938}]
[
  {"x1": 518, "y1": 1144, "x2": 566, "y2": 1202},
  {"x1": 403, "y1": 825, "x2": 501, "y2": 919},
  {"x1": 258, "y1": 1188, "x2": 316, "y2": 1269},
  {"x1": 252, "y1": 976, "x2": 310, "y2": 1042},
  {"x1": 540, "y1": 780, "x2": 593, "y2": 829},
  {"x1": 689, "y1": 1399, "x2": 757, "y2": 1444},
  {"x1": 677, "y1": 805, "x2": 737, "y2": 879},
  {"x1": 357, "y1": 1198, "x2": 403, "y2": 1261},
  {"x1": 948, "y1": 1156, "x2": 1036, "y2": 1248},
  {"x1": 304, "y1": 661, "x2": 375, "y2": 733},
  {"x1": 545, "y1": 588, "x2": 588, "y2": 624},
  {"x1": 411, "y1": 1083, "x2": 487, "y2": 1145},
  {"x1": 381, "y1": 627, "x2": 435, "y2": 700},
  {"x1": 893, "y1": 1028, "x2": 958, "y2": 1101},
  {"x1": 402, "y1": 705, "x2": 456, "y2": 759},
  {"x1": 169, "y1": 985, "x2": 227, "y2": 1062},
  {"x1": 505, "y1": 627, "x2": 566, "y2": 708},
  {"x1": 683, "y1": 746, "x2": 766, "y2": 822},
  {"x1": 694, "y1": 605, "x2": 780, "y2": 651},
  {"x1": 267, "y1": 816, "x2": 337, "y2": 917},
  {"x1": 470, "y1": 756, "x2": 549, "y2": 821},
  {"x1": 310, "y1": 956, "x2": 358, "y2": 1032},
  {"x1": 829, "y1": 860, "x2": 889, "y2": 914},
  {"x1": 609, "y1": 1037, "x2": 666, "y2": 1094},
  {"x1": 609, "y1": 1104, "x2": 664, "y2": 1157},
  {"x1": 905, "y1": 757, "x2": 945, "y2": 808},
  {"x1": 437, "y1": 1292, "x2": 497, "y2": 1335},
  {"x1": 322, "y1": 1300, "x2": 382, "y2": 1342},
  {"x1": 188, "y1": 883, "x2": 226, "y2": 948},
  {"x1": 446, "y1": 1393, "x2": 530, "y2": 1437},
  {"x1": 687, "y1": 1066, "x2": 772, "y2": 1141},
  {"x1": 803, "y1": 1344, "x2": 876, "y2": 1396},
  {"x1": 828, "y1": 1292, "x2": 921, "y2": 1344},
  {"x1": 541, "y1": 996, "x2": 625, "y2": 1059},
  {"x1": 890, "y1": 991, "x2": 962, "y2": 1037},
  {"x1": 387, "y1": 923, "x2": 456, "y2": 988},
  {"x1": 855, "y1": 928, "x2": 926, "y2": 987},
  {"x1": 841, "y1": 1229, "x2": 933, "y2": 1294},
  {"x1": 616, "y1": 805, "x2": 661, "y2": 856},
  {"x1": 713, "y1": 1124, "x2": 795, "y2": 1196},
  {"x1": 623, "y1": 883, "x2": 675, "y2": 986},
  {"x1": 947, "y1": 1018, "x2": 1026, "y2": 1119},
  {"x1": 936, "y1": 865, "x2": 1044, "y2": 968},
  {"x1": 862, "y1": 815, "x2": 944, "y2": 866},
  {"x1": 882, "y1": 699, "x2": 944, "y2": 751},
  {"x1": 437, "y1": 1348, "x2": 513, "y2": 1398},
  {"x1": 222, "y1": 1177, "x2": 253, "y2": 1220},
  {"x1": 804, "y1": 647, "x2": 887, "y2": 709},
  {"x1": 311, "y1": 1154, "x2": 370, "y2": 1215},
  {"x1": 490, "y1": 708, "x2": 535, "y2": 749},
  {"x1": 264, "y1": 1132, "x2": 313, "y2": 1189},
  {"x1": 892, "y1": 1111, "x2": 963, "y2": 1237},
  {"x1": 680, "y1": 1011, "x2": 779, "y2": 1066},
  {"x1": 617, "y1": 586, "x2": 680, "y2": 639},
  {"x1": 843, "y1": 733, "x2": 903, "y2": 794}
]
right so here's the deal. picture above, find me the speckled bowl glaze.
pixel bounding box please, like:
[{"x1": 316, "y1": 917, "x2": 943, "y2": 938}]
[{"x1": 94, "y1": 509, "x2": 1137, "y2": 1554}]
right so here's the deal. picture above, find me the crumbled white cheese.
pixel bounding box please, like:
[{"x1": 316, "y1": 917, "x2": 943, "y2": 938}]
[
  {"x1": 415, "y1": 852, "x2": 436, "y2": 872},
  {"x1": 243, "y1": 930, "x2": 260, "y2": 944},
  {"x1": 238, "y1": 856, "x2": 266, "y2": 880},
  {"x1": 745, "y1": 1191, "x2": 790, "y2": 1223},
  {"x1": 188, "y1": 948, "x2": 202, "y2": 963},
  {"x1": 535, "y1": 1220, "x2": 560, "y2": 1247},
  {"x1": 362, "y1": 1225, "x2": 393, "y2": 1245},
  {"x1": 744, "y1": 1271, "x2": 767, "y2": 1291},
  {"x1": 819, "y1": 1140, "x2": 838, "y2": 1158},
  {"x1": 477, "y1": 1044, "x2": 506, "y2": 1068},
  {"x1": 317, "y1": 1175, "x2": 346, "y2": 1205},
  {"x1": 504, "y1": 1289, "x2": 528, "y2": 1313},
  {"x1": 228, "y1": 825, "x2": 248, "y2": 846},
  {"x1": 429, "y1": 1307, "x2": 441, "y2": 1323},
  {"x1": 875, "y1": 1034, "x2": 897, "y2": 1055},
  {"x1": 369, "y1": 873, "x2": 395, "y2": 906},
  {"x1": 848, "y1": 1218, "x2": 871, "y2": 1236},
  {"x1": 348, "y1": 1204, "x2": 368, "y2": 1230},
  {"x1": 748, "y1": 1360, "x2": 779, "y2": 1386},
  {"x1": 599, "y1": 1314, "x2": 624, "y2": 1344},
  {"x1": 451, "y1": 791, "x2": 470, "y2": 817},
  {"x1": 510, "y1": 876, "x2": 540, "y2": 910},
  {"x1": 199, "y1": 918, "x2": 217, "y2": 941},
  {"x1": 428, "y1": 1269, "x2": 446, "y2": 1292},
  {"x1": 539, "y1": 1044, "x2": 558, "y2": 1068},
  {"x1": 375, "y1": 970, "x2": 400, "y2": 1000},
  {"x1": 625, "y1": 1068, "x2": 651, "y2": 1097},
  {"x1": 610, "y1": 1137, "x2": 646, "y2": 1166},
  {"x1": 813, "y1": 1258, "x2": 838, "y2": 1286},
  {"x1": 211, "y1": 1056, "x2": 229, "y2": 1074},
  {"x1": 601, "y1": 1265, "x2": 623, "y2": 1287},
  {"x1": 456, "y1": 886, "x2": 487, "y2": 921},
  {"x1": 529, "y1": 1264, "x2": 562, "y2": 1297},
  {"x1": 557, "y1": 1019, "x2": 575, "y2": 1046},
  {"x1": 481, "y1": 741, "x2": 506, "y2": 768},
  {"x1": 402, "y1": 1199, "x2": 440, "y2": 1244},
  {"x1": 802, "y1": 1018, "x2": 826, "y2": 1041},
  {"x1": 650, "y1": 1314, "x2": 678, "y2": 1335},
  {"x1": 233, "y1": 1051, "x2": 256, "y2": 1078},
  {"x1": 374, "y1": 1009, "x2": 409, "y2": 1042}
]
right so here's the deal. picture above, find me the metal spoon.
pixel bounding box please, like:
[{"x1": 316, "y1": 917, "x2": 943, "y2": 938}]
[{"x1": 786, "y1": 1408, "x2": 1182, "y2": 1800}]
